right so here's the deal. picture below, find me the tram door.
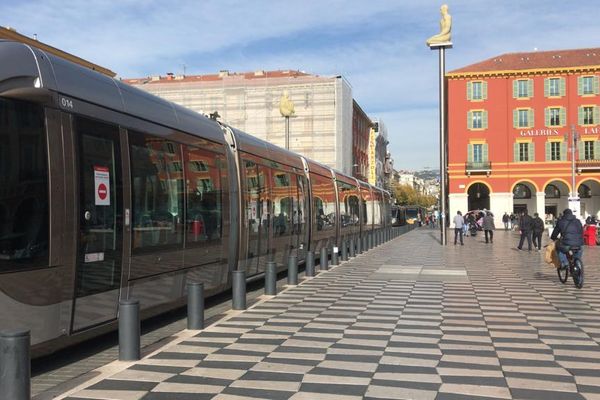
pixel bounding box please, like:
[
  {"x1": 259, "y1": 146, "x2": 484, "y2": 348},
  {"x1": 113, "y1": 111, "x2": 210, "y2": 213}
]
[{"x1": 72, "y1": 116, "x2": 124, "y2": 332}]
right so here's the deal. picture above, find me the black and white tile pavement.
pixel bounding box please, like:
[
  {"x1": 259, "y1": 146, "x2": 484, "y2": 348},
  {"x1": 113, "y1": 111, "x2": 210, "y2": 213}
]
[{"x1": 59, "y1": 228, "x2": 600, "y2": 400}]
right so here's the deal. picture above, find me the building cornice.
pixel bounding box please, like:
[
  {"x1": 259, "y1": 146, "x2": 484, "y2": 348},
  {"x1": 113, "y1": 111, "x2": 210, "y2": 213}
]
[{"x1": 446, "y1": 64, "x2": 600, "y2": 80}]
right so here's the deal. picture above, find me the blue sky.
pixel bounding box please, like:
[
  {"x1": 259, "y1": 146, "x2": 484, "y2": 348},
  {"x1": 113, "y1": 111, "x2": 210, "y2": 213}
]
[{"x1": 2, "y1": 0, "x2": 599, "y2": 170}]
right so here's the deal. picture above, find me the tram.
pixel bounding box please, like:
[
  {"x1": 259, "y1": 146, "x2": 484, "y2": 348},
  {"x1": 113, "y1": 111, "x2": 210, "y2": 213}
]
[{"x1": 0, "y1": 41, "x2": 392, "y2": 355}]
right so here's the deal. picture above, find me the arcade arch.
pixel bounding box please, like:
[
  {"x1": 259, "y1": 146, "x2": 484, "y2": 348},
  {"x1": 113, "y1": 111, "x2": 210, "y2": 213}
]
[
  {"x1": 467, "y1": 182, "x2": 491, "y2": 211},
  {"x1": 512, "y1": 181, "x2": 537, "y2": 215},
  {"x1": 578, "y1": 179, "x2": 600, "y2": 219},
  {"x1": 543, "y1": 180, "x2": 569, "y2": 221}
]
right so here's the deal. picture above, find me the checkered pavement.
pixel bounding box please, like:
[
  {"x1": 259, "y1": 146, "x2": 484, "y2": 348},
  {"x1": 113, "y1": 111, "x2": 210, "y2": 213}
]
[{"x1": 60, "y1": 228, "x2": 600, "y2": 400}]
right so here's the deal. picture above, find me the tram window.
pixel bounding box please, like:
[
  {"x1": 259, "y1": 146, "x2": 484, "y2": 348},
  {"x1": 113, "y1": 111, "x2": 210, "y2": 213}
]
[
  {"x1": 183, "y1": 145, "x2": 223, "y2": 243},
  {"x1": 311, "y1": 173, "x2": 335, "y2": 231},
  {"x1": 129, "y1": 132, "x2": 184, "y2": 251},
  {"x1": 273, "y1": 171, "x2": 292, "y2": 235},
  {"x1": 338, "y1": 182, "x2": 359, "y2": 227},
  {"x1": 0, "y1": 98, "x2": 49, "y2": 271}
]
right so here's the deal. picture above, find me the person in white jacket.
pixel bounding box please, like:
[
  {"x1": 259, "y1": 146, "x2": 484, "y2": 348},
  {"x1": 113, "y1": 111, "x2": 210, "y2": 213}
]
[{"x1": 453, "y1": 211, "x2": 464, "y2": 245}]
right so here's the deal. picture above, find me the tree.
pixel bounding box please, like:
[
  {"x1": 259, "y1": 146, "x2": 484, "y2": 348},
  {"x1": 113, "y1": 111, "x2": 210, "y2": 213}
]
[{"x1": 392, "y1": 183, "x2": 437, "y2": 208}]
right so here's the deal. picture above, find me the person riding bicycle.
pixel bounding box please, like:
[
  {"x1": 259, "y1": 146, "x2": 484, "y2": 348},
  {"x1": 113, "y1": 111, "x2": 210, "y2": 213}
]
[{"x1": 550, "y1": 208, "x2": 583, "y2": 270}]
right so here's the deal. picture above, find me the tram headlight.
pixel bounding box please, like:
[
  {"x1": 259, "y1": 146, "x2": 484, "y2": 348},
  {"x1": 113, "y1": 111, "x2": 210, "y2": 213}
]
[{"x1": 33, "y1": 77, "x2": 41, "y2": 88}]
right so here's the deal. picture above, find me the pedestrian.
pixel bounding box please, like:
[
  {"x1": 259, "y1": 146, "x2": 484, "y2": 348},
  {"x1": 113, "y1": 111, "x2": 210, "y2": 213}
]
[
  {"x1": 483, "y1": 212, "x2": 495, "y2": 243},
  {"x1": 510, "y1": 213, "x2": 516, "y2": 230},
  {"x1": 532, "y1": 212, "x2": 545, "y2": 251},
  {"x1": 517, "y1": 210, "x2": 533, "y2": 251},
  {"x1": 453, "y1": 210, "x2": 464, "y2": 245},
  {"x1": 502, "y1": 212, "x2": 509, "y2": 231}
]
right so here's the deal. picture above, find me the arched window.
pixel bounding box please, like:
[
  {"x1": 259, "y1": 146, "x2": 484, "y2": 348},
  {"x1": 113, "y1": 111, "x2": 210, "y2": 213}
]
[
  {"x1": 579, "y1": 183, "x2": 592, "y2": 198},
  {"x1": 513, "y1": 183, "x2": 532, "y2": 199},
  {"x1": 544, "y1": 184, "x2": 560, "y2": 199}
]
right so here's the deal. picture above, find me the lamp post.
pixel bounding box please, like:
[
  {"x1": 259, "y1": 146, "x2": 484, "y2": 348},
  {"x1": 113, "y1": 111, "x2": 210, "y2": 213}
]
[
  {"x1": 566, "y1": 125, "x2": 580, "y2": 216},
  {"x1": 426, "y1": 4, "x2": 453, "y2": 245}
]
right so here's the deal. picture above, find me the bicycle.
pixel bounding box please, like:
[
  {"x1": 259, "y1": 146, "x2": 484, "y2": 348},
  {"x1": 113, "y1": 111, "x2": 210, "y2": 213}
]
[{"x1": 557, "y1": 246, "x2": 584, "y2": 289}]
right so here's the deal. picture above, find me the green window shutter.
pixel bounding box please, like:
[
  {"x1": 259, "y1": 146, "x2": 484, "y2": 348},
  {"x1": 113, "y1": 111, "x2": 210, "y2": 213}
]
[
  {"x1": 514, "y1": 142, "x2": 519, "y2": 162},
  {"x1": 513, "y1": 109, "x2": 518, "y2": 128},
  {"x1": 467, "y1": 144, "x2": 473, "y2": 162},
  {"x1": 594, "y1": 76, "x2": 600, "y2": 94},
  {"x1": 483, "y1": 111, "x2": 488, "y2": 129},
  {"x1": 578, "y1": 140, "x2": 585, "y2": 160},
  {"x1": 594, "y1": 106, "x2": 599, "y2": 125},
  {"x1": 527, "y1": 79, "x2": 534, "y2": 97},
  {"x1": 482, "y1": 82, "x2": 488, "y2": 100},
  {"x1": 578, "y1": 76, "x2": 583, "y2": 95},
  {"x1": 560, "y1": 142, "x2": 567, "y2": 161},
  {"x1": 528, "y1": 109, "x2": 534, "y2": 127},
  {"x1": 578, "y1": 106, "x2": 584, "y2": 125},
  {"x1": 467, "y1": 82, "x2": 472, "y2": 101},
  {"x1": 512, "y1": 80, "x2": 518, "y2": 98},
  {"x1": 545, "y1": 141, "x2": 551, "y2": 161},
  {"x1": 594, "y1": 140, "x2": 600, "y2": 160},
  {"x1": 529, "y1": 142, "x2": 535, "y2": 162},
  {"x1": 467, "y1": 111, "x2": 473, "y2": 129},
  {"x1": 544, "y1": 78, "x2": 549, "y2": 97},
  {"x1": 560, "y1": 107, "x2": 566, "y2": 126},
  {"x1": 482, "y1": 143, "x2": 489, "y2": 161},
  {"x1": 545, "y1": 108, "x2": 550, "y2": 127},
  {"x1": 560, "y1": 77, "x2": 566, "y2": 96}
]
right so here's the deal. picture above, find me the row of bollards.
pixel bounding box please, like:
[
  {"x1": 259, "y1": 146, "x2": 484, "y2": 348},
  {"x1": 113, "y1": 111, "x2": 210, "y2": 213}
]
[{"x1": 0, "y1": 227, "x2": 406, "y2": 400}]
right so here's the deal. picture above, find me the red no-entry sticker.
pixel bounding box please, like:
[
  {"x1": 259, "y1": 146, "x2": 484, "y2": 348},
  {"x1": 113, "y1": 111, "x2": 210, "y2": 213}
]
[{"x1": 94, "y1": 166, "x2": 110, "y2": 206}]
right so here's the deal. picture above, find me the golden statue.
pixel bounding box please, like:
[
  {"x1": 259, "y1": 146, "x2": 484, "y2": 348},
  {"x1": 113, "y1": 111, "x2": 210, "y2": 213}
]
[
  {"x1": 279, "y1": 90, "x2": 295, "y2": 117},
  {"x1": 426, "y1": 4, "x2": 452, "y2": 46}
]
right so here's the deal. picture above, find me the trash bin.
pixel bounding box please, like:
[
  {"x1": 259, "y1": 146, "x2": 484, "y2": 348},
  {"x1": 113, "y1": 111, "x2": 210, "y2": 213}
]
[{"x1": 584, "y1": 224, "x2": 597, "y2": 246}]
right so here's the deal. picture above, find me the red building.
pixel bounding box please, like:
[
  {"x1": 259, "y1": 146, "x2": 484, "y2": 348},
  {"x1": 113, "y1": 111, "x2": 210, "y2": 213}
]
[
  {"x1": 447, "y1": 48, "x2": 600, "y2": 224},
  {"x1": 352, "y1": 100, "x2": 372, "y2": 181}
]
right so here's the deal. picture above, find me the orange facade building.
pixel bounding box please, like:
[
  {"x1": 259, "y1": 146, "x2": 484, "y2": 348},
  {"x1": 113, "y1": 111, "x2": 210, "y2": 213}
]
[{"x1": 447, "y1": 48, "x2": 600, "y2": 224}]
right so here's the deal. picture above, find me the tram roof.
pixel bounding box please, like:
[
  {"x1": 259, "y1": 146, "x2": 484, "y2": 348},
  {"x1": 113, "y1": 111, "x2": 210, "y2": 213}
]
[{"x1": 0, "y1": 40, "x2": 225, "y2": 144}]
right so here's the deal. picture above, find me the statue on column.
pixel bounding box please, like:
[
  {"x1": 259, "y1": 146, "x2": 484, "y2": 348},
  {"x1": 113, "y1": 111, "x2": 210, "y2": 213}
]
[{"x1": 426, "y1": 4, "x2": 452, "y2": 46}]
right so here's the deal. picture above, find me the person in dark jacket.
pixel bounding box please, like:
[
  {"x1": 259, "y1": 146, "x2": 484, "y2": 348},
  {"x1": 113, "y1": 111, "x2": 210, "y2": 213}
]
[
  {"x1": 483, "y1": 212, "x2": 495, "y2": 243},
  {"x1": 550, "y1": 208, "x2": 583, "y2": 269},
  {"x1": 532, "y1": 212, "x2": 545, "y2": 251},
  {"x1": 517, "y1": 210, "x2": 533, "y2": 251},
  {"x1": 502, "y1": 212, "x2": 509, "y2": 230}
]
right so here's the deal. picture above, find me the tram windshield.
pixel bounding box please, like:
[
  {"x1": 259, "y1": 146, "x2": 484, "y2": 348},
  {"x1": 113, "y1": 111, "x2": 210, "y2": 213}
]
[{"x1": 0, "y1": 98, "x2": 49, "y2": 270}]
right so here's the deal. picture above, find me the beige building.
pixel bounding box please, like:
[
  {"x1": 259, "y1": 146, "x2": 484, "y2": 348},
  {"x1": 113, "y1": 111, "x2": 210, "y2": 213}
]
[{"x1": 124, "y1": 70, "x2": 355, "y2": 175}]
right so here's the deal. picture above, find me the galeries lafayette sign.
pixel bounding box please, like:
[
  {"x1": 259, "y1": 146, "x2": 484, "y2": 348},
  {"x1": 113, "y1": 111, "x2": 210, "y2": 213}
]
[{"x1": 519, "y1": 127, "x2": 599, "y2": 137}]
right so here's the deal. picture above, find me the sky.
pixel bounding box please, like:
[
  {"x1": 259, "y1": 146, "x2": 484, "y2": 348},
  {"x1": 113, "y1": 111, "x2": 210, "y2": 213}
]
[{"x1": 2, "y1": 0, "x2": 600, "y2": 170}]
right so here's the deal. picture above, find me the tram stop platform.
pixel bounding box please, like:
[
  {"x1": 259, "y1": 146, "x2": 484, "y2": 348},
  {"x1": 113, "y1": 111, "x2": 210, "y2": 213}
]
[{"x1": 55, "y1": 227, "x2": 600, "y2": 400}]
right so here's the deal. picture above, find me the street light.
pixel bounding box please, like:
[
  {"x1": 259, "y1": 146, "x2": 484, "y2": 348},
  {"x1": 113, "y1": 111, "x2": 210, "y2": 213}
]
[
  {"x1": 565, "y1": 125, "x2": 580, "y2": 216},
  {"x1": 426, "y1": 4, "x2": 453, "y2": 245}
]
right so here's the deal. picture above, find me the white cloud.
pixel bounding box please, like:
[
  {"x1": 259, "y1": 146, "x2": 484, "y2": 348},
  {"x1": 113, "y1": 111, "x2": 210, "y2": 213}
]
[{"x1": 3, "y1": 0, "x2": 600, "y2": 170}]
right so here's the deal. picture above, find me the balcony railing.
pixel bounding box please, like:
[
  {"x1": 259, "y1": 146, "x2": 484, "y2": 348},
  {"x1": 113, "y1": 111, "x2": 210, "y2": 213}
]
[
  {"x1": 465, "y1": 161, "x2": 492, "y2": 177},
  {"x1": 576, "y1": 158, "x2": 600, "y2": 173}
]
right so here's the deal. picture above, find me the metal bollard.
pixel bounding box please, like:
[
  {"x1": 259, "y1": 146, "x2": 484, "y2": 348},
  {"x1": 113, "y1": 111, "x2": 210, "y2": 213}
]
[
  {"x1": 305, "y1": 251, "x2": 315, "y2": 277},
  {"x1": 187, "y1": 282, "x2": 205, "y2": 330},
  {"x1": 358, "y1": 235, "x2": 363, "y2": 254},
  {"x1": 349, "y1": 238, "x2": 356, "y2": 257},
  {"x1": 341, "y1": 240, "x2": 348, "y2": 261},
  {"x1": 331, "y1": 246, "x2": 339, "y2": 265},
  {"x1": 363, "y1": 235, "x2": 368, "y2": 251},
  {"x1": 320, "y1": 246, "x2": 329, "y2": 270},
  {"x1": 288, "y1": 255, "x2": 298, "y2": 285},
  {"x1": 0, "y1": 329, "x2": 30, "y2": 400},
  {"x1": 265, "y1": 261, "x2": 277, "y2": 295},
  {"x1": 119, "y1": 299, "x2": 140, "y2": 361},
  {"x1": 232, "y1": 270, "x2": 246, "y2": 310}
]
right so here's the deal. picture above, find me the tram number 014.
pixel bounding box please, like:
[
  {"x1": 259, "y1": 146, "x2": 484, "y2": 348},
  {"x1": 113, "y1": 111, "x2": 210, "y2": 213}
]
[{"x1": 60, "y1": 97, "x2": 74, "y2": 110}]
